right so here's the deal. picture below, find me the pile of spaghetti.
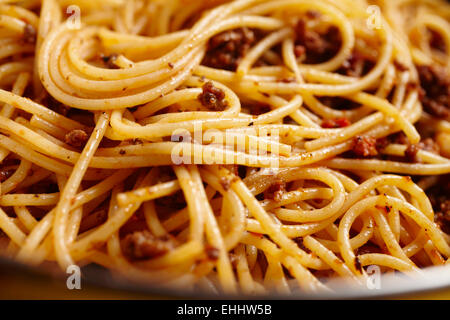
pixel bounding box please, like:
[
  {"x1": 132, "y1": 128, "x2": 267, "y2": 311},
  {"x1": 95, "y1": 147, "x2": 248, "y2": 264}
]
[{"x1": 0, "y1": 0, "x2": 449, "y2": 295}]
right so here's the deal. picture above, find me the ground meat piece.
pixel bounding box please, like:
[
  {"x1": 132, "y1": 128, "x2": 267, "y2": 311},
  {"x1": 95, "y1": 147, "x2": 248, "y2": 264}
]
[
  {"x1": 293, "y1": 45, "x2": 306, "y2": 58},
  {"x1": 321, "y1": 117, "x2": 351, "y2": 128},
  {"x1": 352, "y1": 136, "x2": 378, "y2": 157},
  {"x1": 418, "y1": 138, "x2": 440, "y2": 154},
  {"x1": 374, "y1": 137, "x2": 390, "y2": 152},
  {"x1": 417, "y1": 65, "x2": 450, "y2": 119},
  {"x1": 379, "y1": 131, "x2": 419, "y2": 156},
  {"x1": 366, "y1": 134, "x2": 426, "y2": 161},
  {"x1": 65, "y1": 129, "x2": 89, "y2": 148},
  {"x1": 23, "y1": 24, "x2": 36, "y2": 44},
  {"x1": 422, "y1": 96, "x2": 450, "y2": 119},
  {"x1": 390, "y1": 132, "x2": 409, "y2": 145},
  {"x1": 435, "y1": 200, "x2": 450, "y2": 234},
  {"x1": 202, "y1": 27, "x2": 256, "y2": 71},
  {"x1": 339, "y1": 52, "x2": 375, "y2": 77},
  {"x1": 197, "y1": 82, "x2": 229, "y2": 111},
  {"x1": 404, "y1": 143, "x2": 419, "y2": 163},
  {"x1": 294, "y1": 19, "x2": 341, "y2": 64},
  {"x1": 122, "y1": 230, "x2": 175, "y2": 260},
  {"x1": 441, "y1": 200, "x2": 450, "y2": 216},
  {"x1": 263, "y1": 179, "x2": 286, "y2": 202}
]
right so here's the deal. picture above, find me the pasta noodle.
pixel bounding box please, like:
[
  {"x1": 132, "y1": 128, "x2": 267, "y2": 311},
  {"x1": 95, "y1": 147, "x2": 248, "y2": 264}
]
[{"x1": 0, "y1": 0, "x2": 449, "y2": 295}]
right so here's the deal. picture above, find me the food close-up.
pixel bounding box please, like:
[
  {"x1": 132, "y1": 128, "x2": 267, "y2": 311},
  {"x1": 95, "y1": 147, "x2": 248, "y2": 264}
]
[{"x1": 0, "y1": 0, "x2": 449, "y2": 298}]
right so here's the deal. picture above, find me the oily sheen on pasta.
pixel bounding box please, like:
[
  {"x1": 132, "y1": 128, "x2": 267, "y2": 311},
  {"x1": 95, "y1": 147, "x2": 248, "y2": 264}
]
[{"x1": 0, "y1": 0, "x2": 449, "y2": 295}]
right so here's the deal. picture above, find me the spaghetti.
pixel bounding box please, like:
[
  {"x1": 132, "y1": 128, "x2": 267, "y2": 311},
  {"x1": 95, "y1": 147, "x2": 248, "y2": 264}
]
[{"x1": 0, "y1": 0, "x2": 449, "y2": 295}]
